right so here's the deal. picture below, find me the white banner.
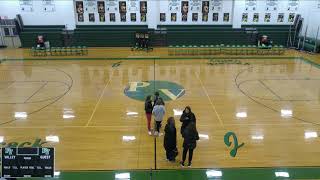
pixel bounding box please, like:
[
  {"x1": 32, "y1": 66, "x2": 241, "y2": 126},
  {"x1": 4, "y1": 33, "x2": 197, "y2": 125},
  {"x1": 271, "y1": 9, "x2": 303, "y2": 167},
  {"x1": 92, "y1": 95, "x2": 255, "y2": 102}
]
[
  {"x1": 245, "y1": 0, "x2": 257, "y2": 11},
  {"x1": 190, "y1": 0, "x2": 201, "y2": 12},
  {"x1": 211, "y1": 0, "x2": 222, "y2": 12},
  {"x1": 106, "y1": 0, "x2": 118, "y2": 11},
  {"x1": 42, "y1": 0, "x2": 55, "y2": 12},
  {"x1": 169, "y1": 0, "x2": 180, "y2": 12},
  {"x1": 266, "y1": 0, "x2": 278, "y2": 11},
  {"x1": 287, "y1": 0, "x2": 299, "y2": 11},
  {"x1": 85, "y1": 0, "x2": 96, "y2": 12},
  {"x1": 128, "y1": 0, "x2": 139, "y2": 11},
  {"x1": 20, "y1": 0, "x2": 33, "y2": 12}
]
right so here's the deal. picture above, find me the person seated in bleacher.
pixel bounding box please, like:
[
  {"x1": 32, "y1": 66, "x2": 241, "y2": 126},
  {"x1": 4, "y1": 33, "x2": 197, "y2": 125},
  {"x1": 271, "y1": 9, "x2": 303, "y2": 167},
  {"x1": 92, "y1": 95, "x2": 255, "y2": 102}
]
[
  {"x1": 258, "y1": 35, "x2": 272, "y2": 49},
  {"x1": 36, "y1": 35, "x2": 45, "y2": 48}
]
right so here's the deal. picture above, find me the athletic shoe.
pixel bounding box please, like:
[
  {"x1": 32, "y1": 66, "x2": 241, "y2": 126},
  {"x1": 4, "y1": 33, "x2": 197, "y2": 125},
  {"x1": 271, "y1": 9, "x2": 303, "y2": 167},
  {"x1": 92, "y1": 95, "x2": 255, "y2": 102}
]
[
  {"x1": 154, "y1": 131, "x2": 159, "y2": 136},
  {"x1": 148, "y1": 131, "x2": 152, "y2": 135},
  {"x1": 180, "y1": 162, "x2": 185, "y2": 167},
  {"x1": 188, "y1": 163, "x2": 192, "y2": 168}
]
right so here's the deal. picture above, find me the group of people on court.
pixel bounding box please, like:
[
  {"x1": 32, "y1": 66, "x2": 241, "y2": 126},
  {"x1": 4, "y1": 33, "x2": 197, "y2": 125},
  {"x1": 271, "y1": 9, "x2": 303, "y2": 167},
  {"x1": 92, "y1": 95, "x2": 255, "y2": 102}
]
[{"x1": 145, "y1": 92, "x2": 199, "y2": 167}]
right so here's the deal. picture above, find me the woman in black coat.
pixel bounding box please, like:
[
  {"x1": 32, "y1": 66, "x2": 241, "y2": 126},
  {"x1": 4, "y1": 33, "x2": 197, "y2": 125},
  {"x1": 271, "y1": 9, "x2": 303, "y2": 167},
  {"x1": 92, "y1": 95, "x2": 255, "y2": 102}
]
[
  {"x1": 144, "y1": 95, "x2": 153, "y2": 135},
  {"x1": 164, "y1": 117, "x2": 177, "y2": 162},
  {"x1": 180, "y1": 106, "x2": 196, "y2": 135},
  {"x1": 181, "y1": 122, "x2": 199, "y2": 167}
]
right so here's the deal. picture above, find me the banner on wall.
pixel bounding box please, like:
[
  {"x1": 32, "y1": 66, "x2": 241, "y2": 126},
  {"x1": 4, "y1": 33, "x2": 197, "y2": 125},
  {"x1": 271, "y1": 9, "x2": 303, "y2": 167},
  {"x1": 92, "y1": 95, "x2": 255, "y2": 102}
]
[
  {"x1": 287, "y1": 0, "x2": 299, "y2": 11},
  {"x1": 140, "y1": 1, "x2": 147, "y2": 22},
  {"x1": 181, "y1": 1, "x2": 188, "y2": 21},
  {"x1": 202, "y1": 1, "x2": 209, "y2": 13},
  {"x1": 190, "y1": 0, "x2": 201, "y2": 12},
  {"x1": 42, "y1": 0, "x2": 55, "y2": 12},
  {"x1": 106, "y1": 0, "x2": 118, "y2": 11},
  {"x1": 245, "y1": 0, "x2": 257, "y2": 11},
  {"x1": 169, "y1": 0, "x2": 180, "y2": 12},
  {"x1": 97, "y1": 1, "x2": 105, "y2": 22},
  {"x1": 128, "y1": 0, "x2": 139, "y2": 11},
  {"x1": 76, "y1": 1, "x2": 84, "y2": 22},
  {"x1": 20, "y1": 0, "x2": 33, "y2": 12},
  {"x1": 85, "y1": 0, "x2": 96, "y2": 12},
  {"x1": 265, "y1": 0, "x2": 278, "y2": 11},
  {"x1": 211, "y1": 0, "x2": 222, "y2": 12}
]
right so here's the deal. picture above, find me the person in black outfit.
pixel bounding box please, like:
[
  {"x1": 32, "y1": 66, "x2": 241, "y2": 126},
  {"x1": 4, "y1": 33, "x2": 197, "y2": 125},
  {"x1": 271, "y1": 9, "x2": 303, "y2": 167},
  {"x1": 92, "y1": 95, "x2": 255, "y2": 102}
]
[
  {"x1": 144, "y1": 95, "x2": 153, "y2": 135},
  {"x1": 181, "y1": 122, "x2": 199, "y2": 167},
  {"x1": 154, "y1": 92, "x2": 165, "y2": 106},
  {"x1": 180, "y1": 106, "x2": 196, "y2": 135},
  {"x1": 164, "y1": 117, "x2": 178, "y2": 162}
]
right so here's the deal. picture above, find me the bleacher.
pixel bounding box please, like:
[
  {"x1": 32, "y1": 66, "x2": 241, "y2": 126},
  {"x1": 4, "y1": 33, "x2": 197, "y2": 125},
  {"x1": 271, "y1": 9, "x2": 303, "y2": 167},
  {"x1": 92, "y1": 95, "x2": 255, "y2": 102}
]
[
  {"x1": 19, "y1": 25, "x2": 65, "y2": 47},
  {"x1": 71, "y1": 25, "x2": 149, "y2": 47},
  {"x1": 159, "y1": 25, "x2": 292, "y2": 46}
]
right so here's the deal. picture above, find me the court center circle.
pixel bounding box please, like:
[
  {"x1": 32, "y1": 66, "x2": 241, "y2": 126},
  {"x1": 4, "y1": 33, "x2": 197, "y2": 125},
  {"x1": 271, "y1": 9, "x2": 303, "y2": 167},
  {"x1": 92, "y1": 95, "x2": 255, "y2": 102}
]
[{"x1": 124, "y1": 80, "x2": 185, "y2": 101}]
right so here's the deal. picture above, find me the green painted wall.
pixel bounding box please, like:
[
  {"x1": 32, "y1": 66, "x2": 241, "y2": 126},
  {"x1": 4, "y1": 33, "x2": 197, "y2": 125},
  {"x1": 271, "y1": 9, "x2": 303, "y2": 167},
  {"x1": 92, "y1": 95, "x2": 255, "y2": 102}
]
[
  {"x1": 19, "y1": 25, "x2": 292, "y2": 47},
  {"x1": 19, "y1": 25, "x2": 65, "y2": 48}
]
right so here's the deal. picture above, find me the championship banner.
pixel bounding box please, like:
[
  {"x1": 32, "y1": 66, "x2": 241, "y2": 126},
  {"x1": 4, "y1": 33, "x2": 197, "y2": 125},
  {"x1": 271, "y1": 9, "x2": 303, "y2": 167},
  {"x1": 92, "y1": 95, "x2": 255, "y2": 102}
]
[
  {"x1": 190, "y1": 0, "x2": 201, "y2": 12},
  {"x1": 106, "y1": 0, "x2": 118, "y2": 11},
  {"x1": 42, "y1": 0, "x2": 55, "y2": 12},
  {"x1": 169, "y1": 0, "x2": 180, "y2": 12},
  {"x1": 287, "y1": 0, "x2": 299, "y2": 11},
  {"x1": 211, "y1": 0, "x2": 222, "y2": 12},
  {"x1": 20, "y1": 0, "x2": 33, "y2": 12},
  {"x1": 128, "y1": 0, "x2": 139, "y2": 12},
  {"x1": 245, "y1": 0, "x2": 257, "y2": 11},
  {"x1": 85, "y1": 0, "x2": 96, "y2": 12},
  {"x1": 265, "y1": 0, "x2": 278, "y2": 11}
]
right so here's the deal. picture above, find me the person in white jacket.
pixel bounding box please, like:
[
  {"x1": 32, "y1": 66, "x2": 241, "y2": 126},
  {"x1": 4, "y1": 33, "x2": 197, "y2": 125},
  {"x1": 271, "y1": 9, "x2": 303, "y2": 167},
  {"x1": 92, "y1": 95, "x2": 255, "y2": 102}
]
[{"x1": 152, "y1": 99, "x2": 166, "y2": 136}]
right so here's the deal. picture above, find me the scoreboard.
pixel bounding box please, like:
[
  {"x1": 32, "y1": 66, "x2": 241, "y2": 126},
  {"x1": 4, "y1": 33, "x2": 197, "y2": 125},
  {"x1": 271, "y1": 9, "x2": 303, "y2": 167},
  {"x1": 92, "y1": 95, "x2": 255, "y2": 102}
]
[{"x1": 1, "y1": 147, "x2": 54, "y2": 178}]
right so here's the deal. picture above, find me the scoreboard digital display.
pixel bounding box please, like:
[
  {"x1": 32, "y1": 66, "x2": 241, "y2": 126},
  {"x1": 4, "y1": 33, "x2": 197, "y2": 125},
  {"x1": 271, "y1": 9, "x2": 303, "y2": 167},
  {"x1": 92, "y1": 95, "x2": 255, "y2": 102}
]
[{"x1": 1, "y1": 147, "x2": 54, "y2": 178}]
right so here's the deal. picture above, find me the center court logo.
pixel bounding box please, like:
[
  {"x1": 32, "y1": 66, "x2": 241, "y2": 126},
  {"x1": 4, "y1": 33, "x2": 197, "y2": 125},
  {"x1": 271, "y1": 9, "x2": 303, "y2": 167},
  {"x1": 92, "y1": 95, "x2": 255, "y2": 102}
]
[{"x1": 124, "y1": 81, "x2": 185, "y2": 101}]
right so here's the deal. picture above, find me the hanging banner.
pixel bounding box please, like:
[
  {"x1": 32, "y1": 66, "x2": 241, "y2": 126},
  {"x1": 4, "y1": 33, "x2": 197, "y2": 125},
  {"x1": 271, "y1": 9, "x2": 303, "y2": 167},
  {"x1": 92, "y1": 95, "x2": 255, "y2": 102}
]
[
  {"x1": 202, "y1": 1, "x2": 209, "y2": 13},
  {"x1": 106, "y1": 0, "x2": 118, "y2": 11},
  {"x1": 266, "y1": 0, "x2": 278, "y2": 11},
  {"x1": 169, "y1": 0, "x2": 180, "y2": 12},
  {"x1": 287, "y1": 0, "x2": 299, "y2": 11},
  {"x1": 211, "y1": 0, "x2": 222, "y2": 12},
  {"x1": 42, "y1": 0, "x2": 55, "y2": 12},
  {"x1": 128, "y1": 0, "x2": 139, "y2": 11},
  {"x1": 190, "y1": 0, "x2": 201, "y2": 12},
  {"x1": 245, "y1": 0, "x2": 257, "y2": 11},
  {"x1": 20, "y1": 0, "x2": 33, "y2": 12},
  {"x1": 85, "y1": 0, "x2": 96, "y2": 12}
]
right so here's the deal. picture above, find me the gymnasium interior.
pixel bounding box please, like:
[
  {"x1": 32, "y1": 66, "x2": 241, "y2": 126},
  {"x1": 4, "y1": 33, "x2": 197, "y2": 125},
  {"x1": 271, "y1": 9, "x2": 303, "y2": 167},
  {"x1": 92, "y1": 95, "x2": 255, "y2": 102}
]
[{"x1": 0, "y1": 0, "x2": 320, "y2": 179}]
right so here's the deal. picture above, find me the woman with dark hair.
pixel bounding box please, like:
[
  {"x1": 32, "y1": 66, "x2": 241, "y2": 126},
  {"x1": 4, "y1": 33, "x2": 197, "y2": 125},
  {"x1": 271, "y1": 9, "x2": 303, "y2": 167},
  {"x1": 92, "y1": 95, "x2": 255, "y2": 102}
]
[
  {"x1": 181, "y1": 122, "x2": 199, "y2": 167},
  {"x1": 164, "y1": 117, "x2": 177, "y2": 162},
  {"x1": 154, "y1": 91, "x2": 165, "y2": 106},
  {"x1": 180, "y1": 106, "x2": 196, "y2": 135},
  {"x1": 145, "y1": 95, "x2": 153, "y2": 135}
]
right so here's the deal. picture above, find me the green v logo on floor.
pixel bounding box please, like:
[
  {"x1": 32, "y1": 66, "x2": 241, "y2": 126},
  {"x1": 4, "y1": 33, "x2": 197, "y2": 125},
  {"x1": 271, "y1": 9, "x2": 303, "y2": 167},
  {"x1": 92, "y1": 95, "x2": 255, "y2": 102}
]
[{"x1": 124, "y1": 81, "x2": 185, "y2": 101}]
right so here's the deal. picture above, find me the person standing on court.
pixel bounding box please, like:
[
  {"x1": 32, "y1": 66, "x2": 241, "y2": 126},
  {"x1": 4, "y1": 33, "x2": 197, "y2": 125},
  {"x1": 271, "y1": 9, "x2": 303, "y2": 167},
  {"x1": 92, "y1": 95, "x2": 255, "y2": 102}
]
[
  {"x1": 145, "y1": 95, "x2": 153, "y2": 135},
  {"x1": 164, "y1": 117, "x2": 178, "y2": 162},
  {"x1": 154, "y1": 92, "x2": 165, "y2": 106},
  {"x1": 181, "y1": 122, "x2": 199, "y2": 167},
  {"x1": 180, "y1": 106, "x2": 196, "y2": 135},
  {"x1": 152, "y1": 100, "x2": 166, "y2": 136}
]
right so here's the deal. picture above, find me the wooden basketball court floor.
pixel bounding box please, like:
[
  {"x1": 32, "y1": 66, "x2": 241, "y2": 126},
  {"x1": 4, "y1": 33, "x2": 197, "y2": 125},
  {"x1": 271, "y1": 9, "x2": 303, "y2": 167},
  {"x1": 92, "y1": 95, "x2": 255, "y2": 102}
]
[{"x1": 0, "y1": 48, "x2": 320, "y2": 172}]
